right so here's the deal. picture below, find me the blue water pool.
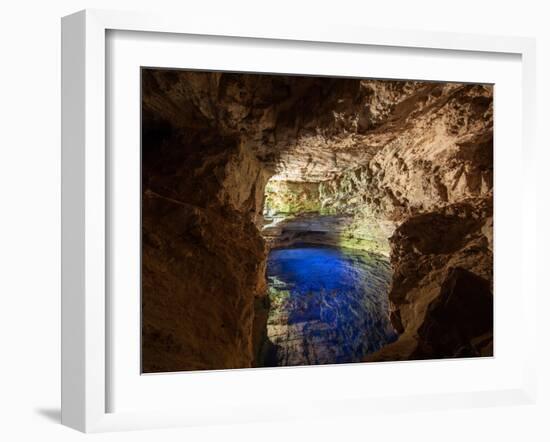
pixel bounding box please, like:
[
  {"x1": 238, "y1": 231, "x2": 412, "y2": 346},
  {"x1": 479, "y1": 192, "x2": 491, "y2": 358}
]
[{"x1": 266, "y1": 245, "x2": 397, "y2": 366}]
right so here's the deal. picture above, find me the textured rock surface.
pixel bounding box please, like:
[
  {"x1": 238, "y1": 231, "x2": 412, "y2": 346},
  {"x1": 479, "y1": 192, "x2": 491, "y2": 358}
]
[
  {"x1": 262, "y1": 179, "x2": 394, "y2": 255},
  {"x1": 141, "y1": 121, "x2": 269, "y2": 372},
  {"x1": 263, "y1": 213, "x2": 354, "y2": 250},
  {"x1": 365, "y1": 198, "x2": 493, "y2": 361},
  {"x1": 142, "y1": 68, "x2": 493, "y2": 370}
]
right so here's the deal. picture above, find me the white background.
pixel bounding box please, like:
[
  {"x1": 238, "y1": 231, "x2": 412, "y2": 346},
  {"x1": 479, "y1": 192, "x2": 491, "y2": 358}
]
[{"x1": 0, "y1": 0, "x2": 548, "y2": 441}]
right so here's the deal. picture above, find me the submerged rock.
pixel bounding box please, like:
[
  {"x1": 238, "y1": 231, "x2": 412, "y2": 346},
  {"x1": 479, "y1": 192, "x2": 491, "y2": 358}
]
[{"x1": 263, "y1": 246, "x2": 396, "y2": 366}]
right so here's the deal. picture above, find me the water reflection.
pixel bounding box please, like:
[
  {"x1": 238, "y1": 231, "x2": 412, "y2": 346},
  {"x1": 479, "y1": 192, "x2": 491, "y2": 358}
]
[{"x1": 266, "y1": 245, "x2": 397, "y2": 366}]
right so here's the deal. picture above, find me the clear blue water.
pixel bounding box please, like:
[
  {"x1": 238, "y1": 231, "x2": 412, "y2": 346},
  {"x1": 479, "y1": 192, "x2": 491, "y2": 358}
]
[{"x1": 266, "y1": 245, "x2": 397, "y2": 366}]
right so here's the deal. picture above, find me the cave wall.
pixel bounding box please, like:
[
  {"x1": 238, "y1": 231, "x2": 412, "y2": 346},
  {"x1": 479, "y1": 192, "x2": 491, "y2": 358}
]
[
  {"x1": 365, "y1": 198, "x2": 493, "y2": 361},
  {"x1": 262, "y1": 178, "x2": 395, "y2": 255},
  {"x1": 141, "y1": 112, "x2": 269, "y2": 372},
  {"x1": 264, "y1": 180, "x2": 323, "y2": 216}
]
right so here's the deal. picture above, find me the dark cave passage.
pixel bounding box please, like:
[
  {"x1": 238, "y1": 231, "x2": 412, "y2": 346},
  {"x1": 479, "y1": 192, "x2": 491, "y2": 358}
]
[{"x1": 263, "y1": 245, "x2": 397, "y2": 366}]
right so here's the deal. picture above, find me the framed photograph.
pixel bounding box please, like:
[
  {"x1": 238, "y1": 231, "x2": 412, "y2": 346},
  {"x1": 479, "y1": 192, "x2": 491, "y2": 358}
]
[{"x1": 61, "y1": 9, "x2": 537, "y2": 432}]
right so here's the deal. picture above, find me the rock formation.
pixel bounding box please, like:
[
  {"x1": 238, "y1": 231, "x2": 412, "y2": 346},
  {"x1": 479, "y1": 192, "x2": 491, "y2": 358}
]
[{"x1": 141, "y1": 69, "x2": 493, "y2": 372}]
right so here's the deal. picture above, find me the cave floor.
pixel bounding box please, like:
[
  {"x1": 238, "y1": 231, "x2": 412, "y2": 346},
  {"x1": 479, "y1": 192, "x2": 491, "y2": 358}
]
[{"x1": 264, "y1": 245, "x2": 397, "y2": 367}]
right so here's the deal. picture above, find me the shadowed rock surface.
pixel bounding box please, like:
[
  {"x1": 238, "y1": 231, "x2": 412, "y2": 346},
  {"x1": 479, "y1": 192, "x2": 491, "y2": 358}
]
[
  {"x1": 414, "y1": 267, "x2": 493, "y2": 359},
  {"x1": 365, "y1": 199, "x2": 493, "y2": 361},
  {"x1": 141, "y1": 69, "x2": 493, "y2": 372}
]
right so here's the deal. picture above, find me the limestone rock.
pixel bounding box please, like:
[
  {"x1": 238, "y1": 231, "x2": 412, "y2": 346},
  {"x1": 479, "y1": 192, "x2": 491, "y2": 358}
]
[{"x1": 365, "y1": 198, "x2": 493, "y2": 361}]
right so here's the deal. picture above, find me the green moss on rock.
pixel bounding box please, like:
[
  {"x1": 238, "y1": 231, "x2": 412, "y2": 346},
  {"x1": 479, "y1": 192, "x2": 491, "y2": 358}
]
[{"x1": 264, "y1": 181, "x2": 322, "y2": 215}]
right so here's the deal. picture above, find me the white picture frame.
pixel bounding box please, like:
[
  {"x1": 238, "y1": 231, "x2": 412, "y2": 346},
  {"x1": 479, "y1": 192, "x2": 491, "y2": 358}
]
[{"x1": 61, "y1": 9, "x2": 537, "y2": 433}]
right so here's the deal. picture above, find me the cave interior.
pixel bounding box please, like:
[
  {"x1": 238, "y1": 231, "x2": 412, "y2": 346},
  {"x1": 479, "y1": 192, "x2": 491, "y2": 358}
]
[{"x1": 141, "y1": 69, "x2": 494, "y2": 373}]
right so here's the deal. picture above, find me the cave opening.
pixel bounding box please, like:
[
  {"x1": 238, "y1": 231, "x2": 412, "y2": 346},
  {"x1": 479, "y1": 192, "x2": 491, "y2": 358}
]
[{"x1": 258, "y1": 176, "x2": 397, "y2": 366}]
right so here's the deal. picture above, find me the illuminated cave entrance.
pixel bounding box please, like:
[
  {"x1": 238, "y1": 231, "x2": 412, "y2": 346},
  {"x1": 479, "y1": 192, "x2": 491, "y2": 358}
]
[{"x1": 258, "y1": 178, "x2": 397, "y2": 366}]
